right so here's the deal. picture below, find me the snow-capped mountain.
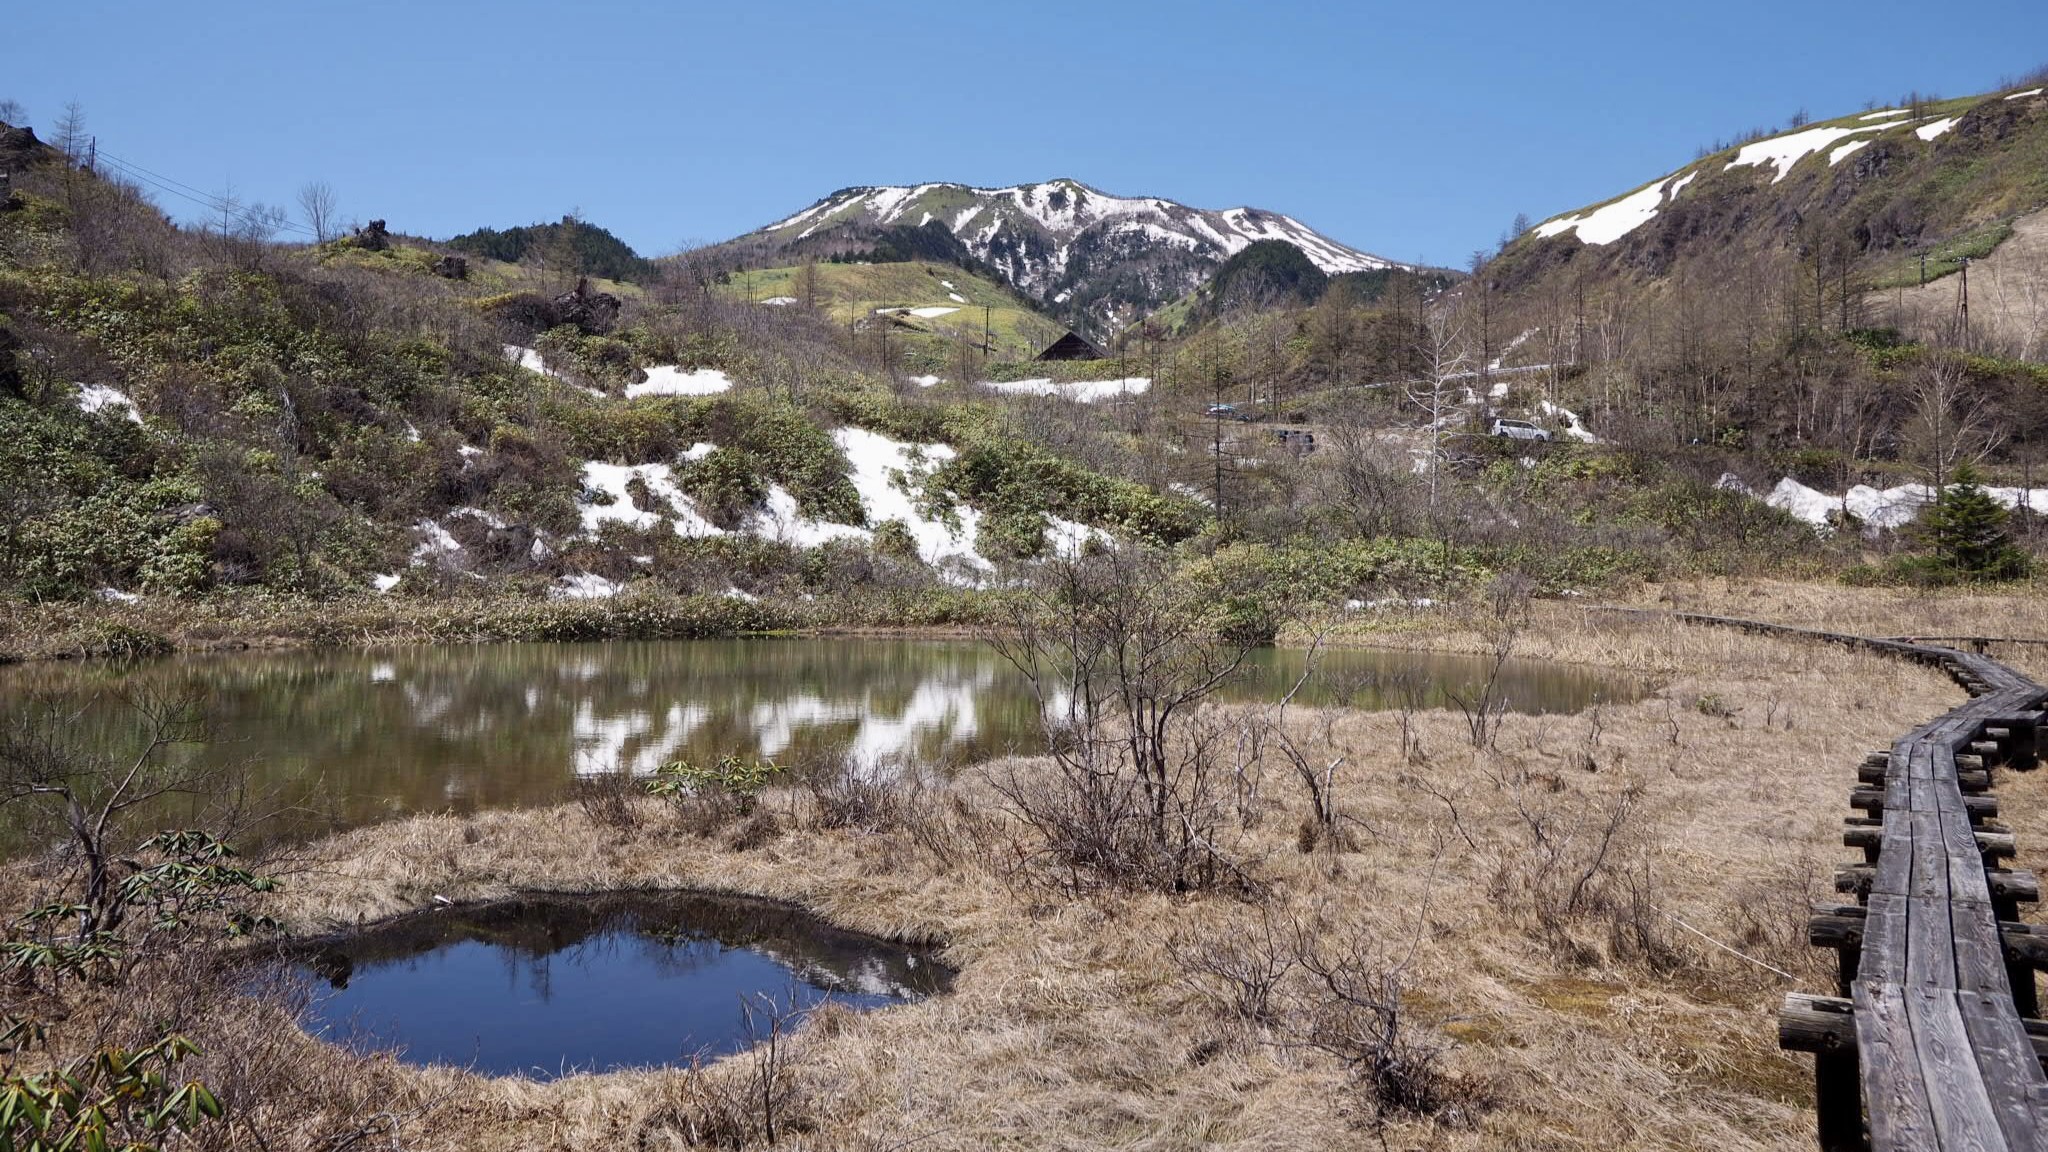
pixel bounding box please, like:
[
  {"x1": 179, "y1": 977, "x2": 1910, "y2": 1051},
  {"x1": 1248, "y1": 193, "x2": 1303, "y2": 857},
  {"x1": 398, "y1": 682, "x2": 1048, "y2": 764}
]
[{"x1": 736, "y1": 179, "x2": 1409, "y2": 337}]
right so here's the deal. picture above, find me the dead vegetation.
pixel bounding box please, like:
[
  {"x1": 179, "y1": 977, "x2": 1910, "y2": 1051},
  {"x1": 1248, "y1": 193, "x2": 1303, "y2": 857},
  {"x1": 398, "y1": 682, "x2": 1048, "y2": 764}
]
[{"x1": 100, "y1": 602, "x2": 1968, "y2": 1152}]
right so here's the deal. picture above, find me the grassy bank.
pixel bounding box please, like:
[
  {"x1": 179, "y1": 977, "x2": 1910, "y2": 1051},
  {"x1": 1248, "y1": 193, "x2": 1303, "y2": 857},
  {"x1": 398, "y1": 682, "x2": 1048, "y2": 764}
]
[
  {"x1": 5, "y1": 606, "x2": 1996, "y2": 1151},
  {"x1": 0, "y1": 587, "x2": 1007, "y2": 663}
]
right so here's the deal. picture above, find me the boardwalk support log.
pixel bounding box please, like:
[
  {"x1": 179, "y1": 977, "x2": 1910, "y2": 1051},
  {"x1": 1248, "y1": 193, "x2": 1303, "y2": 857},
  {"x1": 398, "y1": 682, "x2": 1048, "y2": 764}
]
[{"x1": 1633, "y1": 610, "x2": 2048, "y2": 1151}]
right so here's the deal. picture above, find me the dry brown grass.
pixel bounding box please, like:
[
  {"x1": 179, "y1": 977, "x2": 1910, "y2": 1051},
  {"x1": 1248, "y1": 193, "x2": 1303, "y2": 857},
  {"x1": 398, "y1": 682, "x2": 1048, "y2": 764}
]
[
  {"x1": 193, "y1": 607, "x2": 2021, "y2": 1152},
  {"x1": 1311, "y1": 576, "x2": 2048, "y2": 682}
]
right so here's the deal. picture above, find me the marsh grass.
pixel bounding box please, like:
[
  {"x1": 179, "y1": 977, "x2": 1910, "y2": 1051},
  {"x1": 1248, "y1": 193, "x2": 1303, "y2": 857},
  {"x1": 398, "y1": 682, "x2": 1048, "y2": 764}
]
[{"x1": 96, "y1": 601, "x2": 1988, "y2": 1150}]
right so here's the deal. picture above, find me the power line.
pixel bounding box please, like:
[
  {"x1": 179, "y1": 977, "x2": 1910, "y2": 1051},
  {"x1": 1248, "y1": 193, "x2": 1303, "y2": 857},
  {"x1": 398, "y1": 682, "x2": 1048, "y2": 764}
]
[{"x1": 92, "y1": 147, "x2": 320, "y2": 238}]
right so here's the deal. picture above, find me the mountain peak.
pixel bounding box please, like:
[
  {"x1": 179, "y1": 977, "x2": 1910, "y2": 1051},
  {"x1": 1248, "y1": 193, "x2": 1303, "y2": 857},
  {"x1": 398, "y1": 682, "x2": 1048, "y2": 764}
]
[{"x1": 740, "y1": 179, "x2": 1405, "y2": 337}]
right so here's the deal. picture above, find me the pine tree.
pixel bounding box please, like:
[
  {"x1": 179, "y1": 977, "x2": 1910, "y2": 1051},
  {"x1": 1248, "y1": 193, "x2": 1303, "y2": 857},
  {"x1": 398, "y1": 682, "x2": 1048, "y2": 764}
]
[{"x1": 1919, "y1": 462, "x2": 2030, "y2": 580}]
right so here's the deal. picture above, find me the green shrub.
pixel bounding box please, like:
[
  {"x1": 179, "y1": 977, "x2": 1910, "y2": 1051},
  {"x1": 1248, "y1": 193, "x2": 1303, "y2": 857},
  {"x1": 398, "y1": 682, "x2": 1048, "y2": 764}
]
[
  {"x1": 76, "y1": 622, "x2": 174, "y2": 660},
  {"x1": 680, "y1": 448, "x2": 770, "y2": 528},
  {"x1": 871, "y1": 519, "x2": 918, "y2": 560}
]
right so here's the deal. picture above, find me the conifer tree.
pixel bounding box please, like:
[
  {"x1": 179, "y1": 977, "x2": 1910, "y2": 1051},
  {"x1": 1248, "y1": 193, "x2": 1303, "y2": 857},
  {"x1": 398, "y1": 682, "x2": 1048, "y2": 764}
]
[{"x1": 1919, "y1": 462, "x2": 2029, "y2": 580}]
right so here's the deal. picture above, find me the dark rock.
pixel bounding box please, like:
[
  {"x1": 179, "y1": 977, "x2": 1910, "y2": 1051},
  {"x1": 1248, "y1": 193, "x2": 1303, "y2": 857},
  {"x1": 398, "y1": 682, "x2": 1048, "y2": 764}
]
[
  {"x1": 484, "y1": 523, "x2": 539, "y2": 568},
  {"x1": 482, "y1": 292, "x2": 559, "y2": 335},
  {"x1": 353, "y1": 219, "x2": 392, "y2": 252},
  {"x1": 431, "y1": 254, "x2": 469, "y2": 280},
  {"x1": 552, "y1": 277, "x2": 622, "y2": 335},
  {"x1": 0, "y1": 319, "x2": 21, "y2": 397},
  {"x1": 0, "y1": 124, "x2": 49, "y2": 177}
]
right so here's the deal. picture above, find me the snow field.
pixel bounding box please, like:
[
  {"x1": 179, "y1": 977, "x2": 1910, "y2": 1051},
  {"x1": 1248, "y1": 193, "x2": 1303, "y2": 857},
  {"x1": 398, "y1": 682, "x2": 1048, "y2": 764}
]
[
  {"x1": 1727, "y1": 123, "x2": 1887, "y2": 183},
  {"x1": 980, "y1": 377, "x2": 1151, "y2": 403},
  {"x1": 625, "y1": 366, "x2": 734, "y2": 398},
  {"x1": 75, "y1": 383, "x2": 142, "y2": 423},
  {"x1": 1534, "y1": 172, "x2": 1690, "y2": 246},
  {"x1": 1762, "y1": 478, "x2": 2048, "y2": 533},
  {"x1": 1829, "y1": 140, "x2": 1872, "y2": 165}
]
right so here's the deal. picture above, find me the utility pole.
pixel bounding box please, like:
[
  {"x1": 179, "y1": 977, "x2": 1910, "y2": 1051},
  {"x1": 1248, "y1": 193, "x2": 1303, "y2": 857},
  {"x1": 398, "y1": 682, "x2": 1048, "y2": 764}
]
[
  {"x1": 1957, "y1": 257, "x2": 1970, "y2": 348},
  {"x1": 1205, "y1": 342, "x2": 1224, "y2": 519}
]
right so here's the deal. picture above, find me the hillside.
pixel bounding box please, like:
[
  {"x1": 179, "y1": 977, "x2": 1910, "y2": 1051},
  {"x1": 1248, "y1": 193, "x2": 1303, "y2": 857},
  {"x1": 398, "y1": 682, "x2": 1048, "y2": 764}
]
[
  {"x1": 1490, "y1": 84, "x2": 2048, "y2": 360},
  {"x1": 444, "y1": 216, "x2": 657, "y2": 284},
  {"x1": 1148, "y1": 240, "x2": 1458, "y2": 335},
  {"x1": 707, "y1": 179, "x2": 1411, "y2": 341},
  {"x1": 712, "y1": 260, "x2": 1069, "y2": 368},
  {"x1": 0, "y1": 125, "x2": 1210, "y2": 624}
]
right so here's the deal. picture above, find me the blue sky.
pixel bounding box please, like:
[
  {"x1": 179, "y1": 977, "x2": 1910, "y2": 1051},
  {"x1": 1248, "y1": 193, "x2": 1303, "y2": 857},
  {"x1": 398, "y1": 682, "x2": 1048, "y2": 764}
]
[{"x1": 8, "y1": 1, "x2": 2046, "y2": 267}]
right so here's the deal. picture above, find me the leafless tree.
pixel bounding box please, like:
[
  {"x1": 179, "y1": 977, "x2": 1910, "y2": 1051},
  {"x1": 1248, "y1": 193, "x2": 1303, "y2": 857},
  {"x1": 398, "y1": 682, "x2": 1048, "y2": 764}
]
[
  {"x1": 985, "y1": 547, "x2": 1258, "y2": 893},
  {"x1": 1447, "y1": 572, "x2": 1535, "y2": 750},
  {"x1": 793, "y1": 256, "x2": 820, "y2": 310},
  {"x1": 296, "y1": 180, "x2": 337, "y2": 243},
  {"x1": 1903, "y1": 351, "x2": 2001, "y2": 488},
  {"x1": 53, "y1": 101, "x2": 88, "y2": 162},
  {"x1": 0, "y1": 98, "x2": 25, "y2": 125},
  {"x1": 0, "y1": 690, "x2": 231, "y2": 942},
  {"x1": 1406, "y1": 306, "x2": 1472, "y2": 510}
]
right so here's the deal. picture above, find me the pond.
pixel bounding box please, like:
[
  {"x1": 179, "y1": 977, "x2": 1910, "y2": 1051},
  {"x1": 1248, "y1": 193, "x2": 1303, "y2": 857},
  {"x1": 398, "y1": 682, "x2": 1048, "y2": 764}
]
[
  {"x1": 0, "y1": 637, "x2": 1640, "y2": 843},
  {"x1": 285, "y1": 891, "x2": 949, "y2": 1078}
]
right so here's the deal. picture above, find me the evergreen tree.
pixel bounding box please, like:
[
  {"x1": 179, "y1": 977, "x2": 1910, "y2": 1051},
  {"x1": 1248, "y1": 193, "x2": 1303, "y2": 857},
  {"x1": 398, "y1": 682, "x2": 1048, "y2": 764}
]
[{"x1": 1919, "y1": 462, "x2": 2030, "y2": 580}]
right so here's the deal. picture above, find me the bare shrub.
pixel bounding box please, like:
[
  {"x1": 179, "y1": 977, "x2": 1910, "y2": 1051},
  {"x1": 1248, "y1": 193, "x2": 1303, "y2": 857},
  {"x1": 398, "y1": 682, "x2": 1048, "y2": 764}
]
[
  {"x1": 722, "y1": 807, "x2": 783, "y2": 852},
  {"x1": 986, "y1": 548, "x2": 1259, "y2": 895},
  {"x1": 573, "y1": 770, "x2": 645, "y2": 831},
  {"x1": 636, "y1": 994, "x2": 808, "y2": 1149},
  {"x1": 799, "y1": 747, "x2": 902, "y2": 834},
  {"x1": 1447, "y1": 573, "x2": 1535, "y2": 750},
  {"x1": 1167, "y1": 907, "x2": 1297, "y2": 1026},
  {"x1": 1485, "y1": 774, "x2": 1684, "y2": 967},
  {"x1": 1291, "y1": 917, "x2": 1471, "y2": 1122},
  {"x1": 1726, "y1": 854, "x2": 1833, "y2": 985},
  {"x1": 898, "y1": 779, "x2": 1000, "y2": 872}
]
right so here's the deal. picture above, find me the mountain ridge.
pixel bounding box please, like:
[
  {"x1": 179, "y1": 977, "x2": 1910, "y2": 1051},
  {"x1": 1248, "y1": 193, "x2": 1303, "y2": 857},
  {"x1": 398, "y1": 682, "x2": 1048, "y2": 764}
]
[
  {"x1": 710, "y1": 177, "x2": 1411, "y2": 340},
  {"x1": 1485, "y1": 83, "x2": 2048, "y2": 359}
]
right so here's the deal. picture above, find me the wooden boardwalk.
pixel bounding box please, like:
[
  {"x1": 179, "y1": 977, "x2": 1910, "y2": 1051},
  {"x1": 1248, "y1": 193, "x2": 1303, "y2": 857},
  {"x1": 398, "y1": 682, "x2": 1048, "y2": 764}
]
[{"x1": 1641, "y1": 611, "x2": 2048, "y2": 1150}]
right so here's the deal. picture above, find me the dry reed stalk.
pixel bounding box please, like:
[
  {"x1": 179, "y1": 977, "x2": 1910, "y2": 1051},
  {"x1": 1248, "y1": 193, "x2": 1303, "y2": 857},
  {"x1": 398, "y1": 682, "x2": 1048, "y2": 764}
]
[{"x1": 16, "y1": 605, "x2": 2009, "y2": 1150}]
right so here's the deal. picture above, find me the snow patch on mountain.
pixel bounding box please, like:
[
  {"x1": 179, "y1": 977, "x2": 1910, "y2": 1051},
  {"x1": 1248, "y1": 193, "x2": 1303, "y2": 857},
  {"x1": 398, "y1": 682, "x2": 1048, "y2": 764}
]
[
  {"x1": 1535, "y1": 172, "x2": 1695, "y2": 246},
  {"x1": 577, "y1": 462, "x2": 724, "y2": 537},
  {"x1": 1829, "y1": 140, "x2": 1872, "y2": 165},
  {"x1": 1727, "y1": 123, "x2": 1888, "y2": 183},
  {"x1": 1915, "y1": 117, "x2": 1959, "y2": 141}
]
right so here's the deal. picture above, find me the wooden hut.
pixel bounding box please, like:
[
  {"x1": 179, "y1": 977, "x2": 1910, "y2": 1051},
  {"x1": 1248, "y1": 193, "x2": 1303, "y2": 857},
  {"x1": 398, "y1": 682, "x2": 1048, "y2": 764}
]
[{"x1": 1033, "y1": 332, "x2": 1105, "y2": 362}]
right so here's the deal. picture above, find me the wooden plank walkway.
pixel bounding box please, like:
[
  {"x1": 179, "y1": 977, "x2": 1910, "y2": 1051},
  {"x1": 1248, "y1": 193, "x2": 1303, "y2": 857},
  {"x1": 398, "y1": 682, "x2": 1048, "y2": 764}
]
[{"x1": 1627, "y1": 610, "x2": 2048, "y2": 1150}]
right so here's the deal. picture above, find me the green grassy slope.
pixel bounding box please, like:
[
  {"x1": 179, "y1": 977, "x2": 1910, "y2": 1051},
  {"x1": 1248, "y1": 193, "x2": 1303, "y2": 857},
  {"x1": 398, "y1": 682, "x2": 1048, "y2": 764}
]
[{"x1": 714, "y1": 261, "x2": 1068, "y2": 364}]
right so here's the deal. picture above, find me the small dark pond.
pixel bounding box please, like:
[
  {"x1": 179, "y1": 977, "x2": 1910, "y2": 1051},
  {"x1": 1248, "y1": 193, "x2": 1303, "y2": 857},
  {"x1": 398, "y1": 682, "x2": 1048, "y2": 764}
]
[{"x1": 287, "y1": 891, "x2": 950, "y2": 1079}]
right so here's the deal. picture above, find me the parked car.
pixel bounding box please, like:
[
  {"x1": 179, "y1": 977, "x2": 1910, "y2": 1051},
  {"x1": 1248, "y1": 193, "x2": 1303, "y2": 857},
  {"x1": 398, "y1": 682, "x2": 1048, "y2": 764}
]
[
  {"x1": 1205, "y1": 403, "x2": 1257, "y2": 422},
  {"x1": 1489, "y1": 418, "x2": 1551, "y2": 442},
  {"x1": 1273, "y1": 428, "x2": 1316, "y2": 455}
]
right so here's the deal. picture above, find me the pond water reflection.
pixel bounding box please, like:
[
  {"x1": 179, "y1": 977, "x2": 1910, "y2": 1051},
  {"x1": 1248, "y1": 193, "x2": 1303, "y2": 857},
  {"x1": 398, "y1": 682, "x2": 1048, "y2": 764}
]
[
  {"x1": 286, "y1": 891, "x2": 950, "y2": 1078},
  {"x1": 0, "y1": 637, "x2": 1639, "y2": 843}
]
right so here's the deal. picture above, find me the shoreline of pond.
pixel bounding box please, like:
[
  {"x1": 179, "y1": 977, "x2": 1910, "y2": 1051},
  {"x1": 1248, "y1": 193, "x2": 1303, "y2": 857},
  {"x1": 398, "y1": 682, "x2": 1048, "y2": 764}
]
[{"x1": 0, "y1": 585, "x2": 1571, "y2": 670}]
